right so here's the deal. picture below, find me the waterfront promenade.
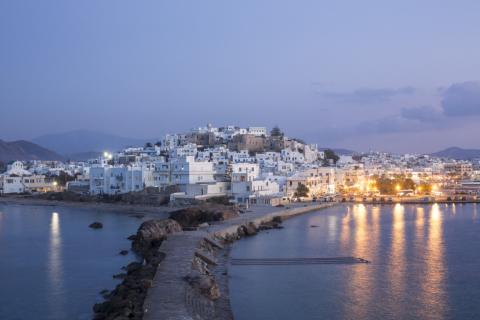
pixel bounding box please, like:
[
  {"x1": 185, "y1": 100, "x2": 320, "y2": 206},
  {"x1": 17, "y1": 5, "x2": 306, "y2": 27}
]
[{"x1": 142, "y1": 202, "x2": 337, "y2": 320}]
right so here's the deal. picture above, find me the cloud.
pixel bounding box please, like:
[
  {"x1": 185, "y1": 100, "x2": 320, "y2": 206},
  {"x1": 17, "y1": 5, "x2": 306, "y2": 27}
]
[
  {"x1": 400, "y1": 105, "x2": 444, "y2": 123},
  {"x1": 441, "y1": 81, "x2": 480, "y2": 117},
  {"x1": 355, "y1": 115, "x2": 424, "y2": 135},
  {"x1": 321, "y1": 86, "x2": 415, "y2": 103}
]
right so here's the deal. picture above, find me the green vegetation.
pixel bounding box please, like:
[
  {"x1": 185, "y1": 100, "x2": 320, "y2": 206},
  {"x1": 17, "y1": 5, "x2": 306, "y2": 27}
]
[
  {"x1": 323, "y1": 149, "x2": 340, "y2": 165},
  {"x1": 270, "y1": 125, "x2": 284, "y2": 138},
  {"x1": 373, "y1": 175, "x2": 416, "y2": 194},
  {"x1": 294, "y1": 183, "x2": 309, "y2": 198},
  {"x1": 52, "y1": 171, "x2": 76, "y2": 187}
]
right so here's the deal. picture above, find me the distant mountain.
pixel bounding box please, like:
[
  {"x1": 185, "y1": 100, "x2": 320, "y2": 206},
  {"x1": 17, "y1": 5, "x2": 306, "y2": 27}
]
[
  {"x1": 319, "y1": 148, "x2": 356, "y2": 156},
  {"x1": 65, "y1": 151, "x2": 103, "y2": 161},
  {"x1": 0, "y1": 140, "x2": 65, "y2": 163},
  {"x1": 431, "y1": 147, "x2": 480, "y2": 160},
  {"x1": 32, "y1": 130, "x2": 150, "y2": 155}
]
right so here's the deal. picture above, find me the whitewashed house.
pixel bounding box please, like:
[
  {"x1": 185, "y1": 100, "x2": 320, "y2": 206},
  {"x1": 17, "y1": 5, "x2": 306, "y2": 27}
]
[{"x1": 0, "y1": 161, "x2": 52, "y2": 194}]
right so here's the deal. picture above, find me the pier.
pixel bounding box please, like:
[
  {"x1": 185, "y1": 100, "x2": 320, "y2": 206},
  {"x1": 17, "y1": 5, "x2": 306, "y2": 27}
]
[
  {"x1": 142, "y1": 202, "x2": 337, "y2": 320},
  {"x1": 231, "y1": 257, "x2": 370, "y2": 266}
]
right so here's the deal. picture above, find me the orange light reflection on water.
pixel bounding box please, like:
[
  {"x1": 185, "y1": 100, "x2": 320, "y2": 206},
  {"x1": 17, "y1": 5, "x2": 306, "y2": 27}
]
[
  {"x1": 419, "y1": 204, "x2": 447, "y2": 320},
  {"x1": 343, "y1": 204, "x2": 379, "y2": 319}
]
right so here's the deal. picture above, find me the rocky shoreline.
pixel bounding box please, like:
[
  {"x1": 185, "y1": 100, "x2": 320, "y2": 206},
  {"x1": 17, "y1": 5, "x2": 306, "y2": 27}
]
[
  {"x1": 90, "y1": 202, "x2": 336, "y2": 320},
  {"x1": 93, "y1": 219, "x2": 183, "y2": 320}
]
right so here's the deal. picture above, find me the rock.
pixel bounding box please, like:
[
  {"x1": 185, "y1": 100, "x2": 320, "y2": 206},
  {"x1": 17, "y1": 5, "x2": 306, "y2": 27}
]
[
  {"x1": 119, "y1": 250, "x2": 129, "y2": 256},
  {"x1": 184, "y1": 273, "x2": 221, "y2": 300},
  {"x1": 113, "y1": 273, "x2": 127, "y2": 279},
  {"x1": 169, "y1": 205, "x2": 238, "y2": 228},
  {"x1": 89, "y1": 221, "x2": 103, "y2": 229},
  {"x1": 132, "y1": 219, "x2": 182, "y2": 258},
  {"x1": 244, "y1": 222, "x2": 258, "y2": 236},
  {"x1": 272, "y1": 216, "x2": 283, "y2": 223},
  {"x1": 99, "y1": 289, "x2": 110, "y2": 298},
  {"x1": 125, "y1": 262, "x2": 143, "y2": 274},
  {"x1": 127, "y1": 234, "x2": 137, "y2": 241},
  {"x1": 237, "y1": 225, "x2": 246, "y2": 237}
]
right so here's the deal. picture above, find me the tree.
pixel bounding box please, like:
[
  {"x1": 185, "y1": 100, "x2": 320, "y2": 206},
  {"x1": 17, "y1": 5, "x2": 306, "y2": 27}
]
[
  {"x1": 323, "y1": 149, "x2": 340, "y2": 165},
  {"x1": 145, "y1": 142, "x2": 153, "y2": 148},
  {"x1": 270, "y1": 125, "x2": 283, "y2": 138},
  {"x1": 0, "y1": 161, "x2": 5, "y2": 173},
  {"x1": 53, "y1": 171, "x2": 75, "y2": 187},
  {"x1": 294, "y1": 183, "x2": 309, "y2": 198}
]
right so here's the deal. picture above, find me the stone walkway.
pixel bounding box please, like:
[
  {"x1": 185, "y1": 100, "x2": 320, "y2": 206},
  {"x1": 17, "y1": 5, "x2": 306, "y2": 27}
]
[{"x1": 143, "y1": 202, "x2": 337, "y2": 320}]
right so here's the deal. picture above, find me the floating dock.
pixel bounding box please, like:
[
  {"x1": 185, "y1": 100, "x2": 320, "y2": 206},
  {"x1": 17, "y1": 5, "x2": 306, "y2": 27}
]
[{"x1": 231, "y1": 256, "x2": 369, "y2": 266}]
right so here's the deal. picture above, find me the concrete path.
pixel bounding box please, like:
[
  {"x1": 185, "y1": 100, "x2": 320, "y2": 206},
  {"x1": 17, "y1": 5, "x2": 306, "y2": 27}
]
[{"x1": 143, "y1": 202, "x2": 337, "y2": 320}]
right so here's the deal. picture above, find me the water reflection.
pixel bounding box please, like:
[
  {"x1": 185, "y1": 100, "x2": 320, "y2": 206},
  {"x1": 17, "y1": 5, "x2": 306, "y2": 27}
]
[
  {"x1": 420, "y1": 204, "x2": 447, "y2": 319},
  {"x1": 48, "y1": 212, "x2": 66, "y2": 318},
  {"x1": 340, "y1": 207, "x2": 352, "y2": 251},
  {"x1": 343, "y1": 204, "x2": 376, "y2": 319},
  {"x1": 327, "y1": 215, "x2": 338, "y2": 242},
  {"x1": 388, "y1": 204, "x2": 406, "y2": 317}
]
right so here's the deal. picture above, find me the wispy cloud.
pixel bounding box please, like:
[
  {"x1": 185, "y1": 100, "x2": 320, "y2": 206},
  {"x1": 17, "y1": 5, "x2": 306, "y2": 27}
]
[{"x1": 320, "y1": 86, "x2": 416, "y2": 103}]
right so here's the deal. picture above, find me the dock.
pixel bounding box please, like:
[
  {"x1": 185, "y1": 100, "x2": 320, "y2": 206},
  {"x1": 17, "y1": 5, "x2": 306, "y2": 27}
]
[{"x1": 231, "y1": 257, "x2": 369, "y2": 266}]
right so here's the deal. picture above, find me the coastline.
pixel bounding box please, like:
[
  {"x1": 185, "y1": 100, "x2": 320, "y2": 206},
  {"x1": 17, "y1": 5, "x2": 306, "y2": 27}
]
[
  {"x1": 142, "y1": 202, "x2": 338, "y2": 320},
  {"x1": 0, "y1": 195, "x2": 175, "y2": 218}
]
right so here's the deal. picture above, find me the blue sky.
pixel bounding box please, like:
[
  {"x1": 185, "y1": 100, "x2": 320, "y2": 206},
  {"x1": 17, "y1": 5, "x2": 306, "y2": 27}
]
[{"x1": 1, "y1": 0, "x2": 480, "y2": 153}]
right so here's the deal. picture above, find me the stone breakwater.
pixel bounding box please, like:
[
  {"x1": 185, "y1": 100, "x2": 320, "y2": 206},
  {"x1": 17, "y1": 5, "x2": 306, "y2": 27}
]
[
  {"x1": 93, "y1": 219, "x2": 183, "y2": 320},
  {"x1": 142, "y1": 202, "x2": 337, "y2": 320}
]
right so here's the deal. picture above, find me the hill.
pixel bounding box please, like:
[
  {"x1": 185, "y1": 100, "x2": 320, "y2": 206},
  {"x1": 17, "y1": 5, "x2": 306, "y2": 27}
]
[
  {"x1": 431, "y1": 147, "x2": 480, "y2": 160},
  {"x1": 32, "y1": 130, "x2": 150, "y2": 155},
  {"x1": 0, "y1": 140, "x2": 65, "y2": 163}
]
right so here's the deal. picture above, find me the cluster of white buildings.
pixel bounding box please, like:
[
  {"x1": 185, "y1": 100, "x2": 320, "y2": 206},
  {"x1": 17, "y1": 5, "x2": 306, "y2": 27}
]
[
  {"x1": 2, "y1": 124, "x2": 480, "y2": 202},
  {"x1": 0, "y1": 161, "x2": 57, "y2": 194},
  {"x1": 81, "y1": 125, "x2": 331, "y2": 204}
]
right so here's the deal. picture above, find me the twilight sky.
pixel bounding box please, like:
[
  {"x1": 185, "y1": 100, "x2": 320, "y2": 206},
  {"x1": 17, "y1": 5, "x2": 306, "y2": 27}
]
[{"x1": 1, "y1": 0, "x2": 480, "y2": 153}]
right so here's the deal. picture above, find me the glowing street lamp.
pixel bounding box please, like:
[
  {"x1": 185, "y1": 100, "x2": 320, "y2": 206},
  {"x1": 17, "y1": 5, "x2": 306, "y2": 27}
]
[{"x1": 395, "y1": 184, "x2": 401, "y2": 191}]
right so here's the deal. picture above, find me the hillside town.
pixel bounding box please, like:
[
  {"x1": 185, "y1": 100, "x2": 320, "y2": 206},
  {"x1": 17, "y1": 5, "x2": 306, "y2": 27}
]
[{"x1": 1, "y1": 124, "x2": 480, "y2": 204}]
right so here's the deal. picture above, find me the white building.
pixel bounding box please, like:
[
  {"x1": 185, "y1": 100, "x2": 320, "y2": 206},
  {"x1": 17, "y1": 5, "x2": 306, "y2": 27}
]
[
  {"x1": 231, "y1": 163, "x2": 280, "y2": 203},
  {"x1": 0, "y1": 161, "x2": 52, "y2": 194},
  {"x1": 89, "y1": 164, "x2": 155, "y2": 195},
  {"x1": 170, "y1": 156, "x2": 216, "y2": 186}
]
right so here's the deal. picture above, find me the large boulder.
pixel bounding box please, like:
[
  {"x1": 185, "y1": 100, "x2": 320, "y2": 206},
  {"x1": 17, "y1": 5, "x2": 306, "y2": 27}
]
[
  {"x1": 131, "y1": 219, "x2": 182, "y2": 256},
  {"x1": 89, "y1": 222, "x2": 103, "y2": 229},
  {"x1": 169, "y1": 205, "x2": 238, "y2": 228},
  {"x1": 184, "y1": 272, "x2": 221, "y2": 300}
]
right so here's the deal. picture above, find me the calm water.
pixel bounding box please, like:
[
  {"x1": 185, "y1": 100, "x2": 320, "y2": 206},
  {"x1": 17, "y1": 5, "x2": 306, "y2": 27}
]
[
  {"x1": 230, "y1": 204, "x2": 480, "y2": 320},
  {"x1": 0, "y1": 203, "x2": 146, "y2": 320}
]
